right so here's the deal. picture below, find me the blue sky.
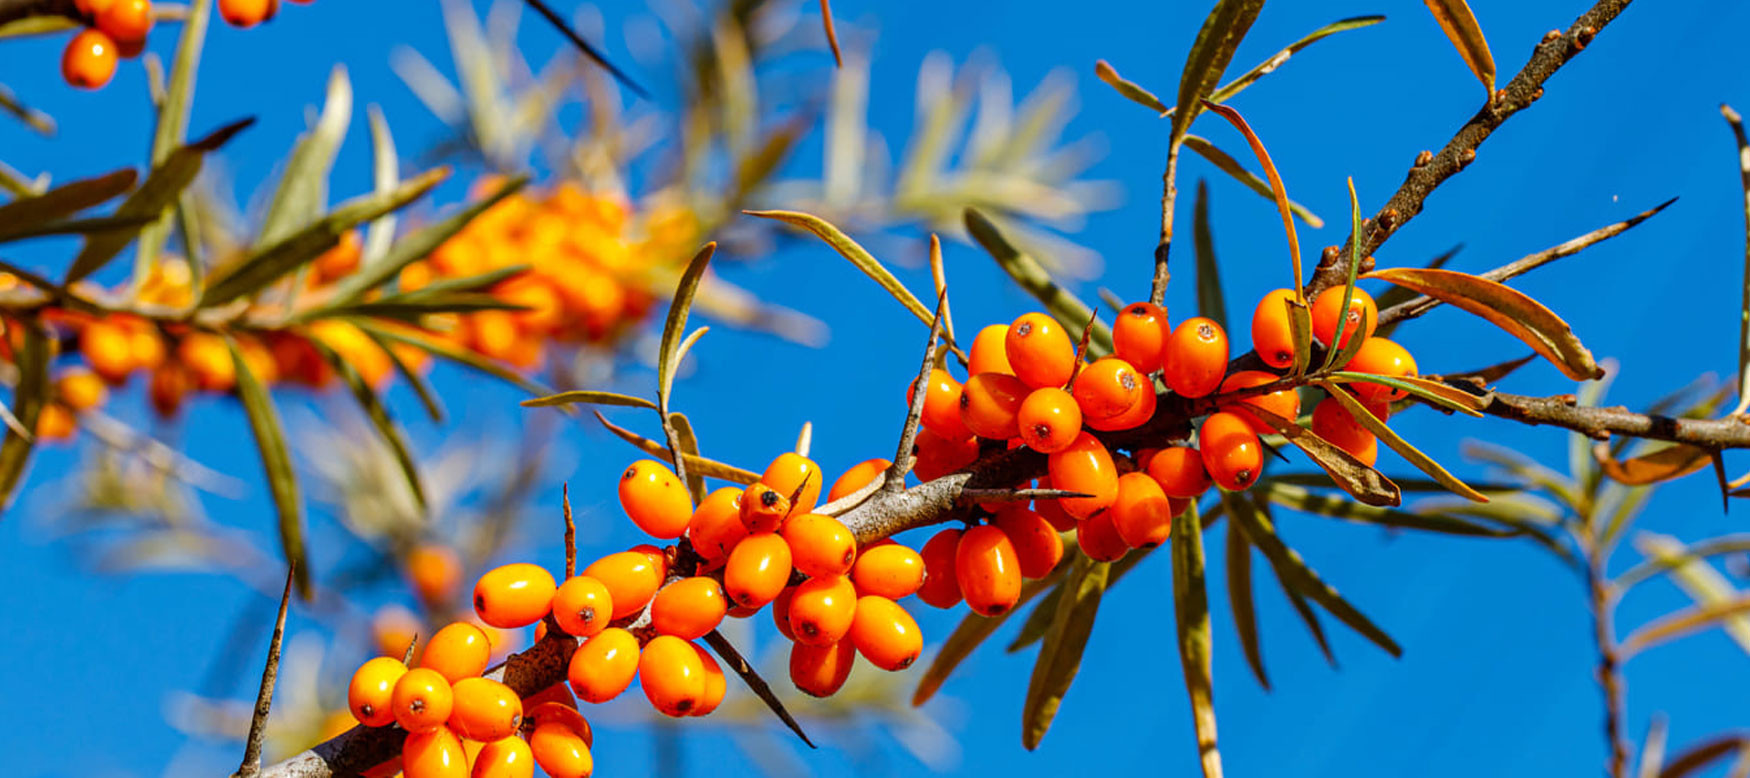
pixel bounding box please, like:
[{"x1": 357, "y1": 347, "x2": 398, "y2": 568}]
[{"x1": 3, "y1": 0, "x2": 1750, "y2": 775}]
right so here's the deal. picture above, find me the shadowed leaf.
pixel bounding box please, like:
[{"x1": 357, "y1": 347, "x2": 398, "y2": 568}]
[
  {"x1": 1656, "y1": 735, "x2": 1750, "y2": 778},
  {"x1": 1208, "y1": 16, "x2": 1386, "y2": 106},
  {"x1": 1173, "y1": 500, "x2": 1222, "y2": 777},
  {"x1": 311, "y1": 341, "x2": 427, "y2": 515},
  {"x1": 0, "y1": 320, "x2": 48, "y2": 516},
  {"x1": 1286, "y1": 295, "x2": 1313, "y2": 377},
  {"x1": 0, "y1": 169, "x2": 135, "y2": 232},
  {"x1": 352, "y1": 319, "x2": 556, "y2": 403},
  {"x1": 227, "y1": 336, "x2": 309, "y2": 599},
  {"x1": 1362, "y1": 267, "x2": 1604, "y2": 380},
  {"x1": 1317, "y1": 381, "x2": 1488, "y2": 502},
  {"x1": 1192, "y1": 180, "x2": 1226, "y2": 329},
  {"x1": 1231, "y1": 496, "x2": 1402, "y2": 657},
  {"x1": 1246, "y1": 405, "x2": 1401, "y2": 506},
  {"x1": 914, "y1": 567, "x2": 1064, "y2": 707},
  {"x1": 1021, "y1": 553, "x2": 1108, "y2": 750},
  {"x1": 134, "y1": 0, "x2": 210, "y2": 277},
  {"x1": 260, "y1": 67, "x2": 352, "y2": 247},
  {"x1": 1225, "y1": 514, "x2": 1268, "y2": 690},
  {"x1": 1009, "y1": 546, "x2": 1154, "y2": 653},
  {"x1": 1424, "y1": 0, "x2": 1496, "y2": 96},
  {"x1": 1172, "y1": 0, "x2": 1265, "y2": 144},
  {"x1": 1263, "y1": 480, "x2": 1510, "y2": 535}
]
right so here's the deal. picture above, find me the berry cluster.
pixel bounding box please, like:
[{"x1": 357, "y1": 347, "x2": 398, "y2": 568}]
[{"x1": 61, "y1": 0, "x2": 314, "y2": 90}]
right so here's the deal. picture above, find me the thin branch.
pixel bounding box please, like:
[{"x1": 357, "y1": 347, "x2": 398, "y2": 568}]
[
  {"x1": 232, "y1": 564, "x2": 295, "y2": 778},
  {"x1": 0, "y1": 0, "x2": 77, "y2": 27},
  {"x1": 1473, "y1": 390, "x2": 1750, "y2": 448},
  {"x1": 887, "y1": 292, "x2": 948, "y2": 493},
  {"x1": 1152, "y1": 144, "x2": 1181, "y2": 305},
  {"x1": 561, "y1": 483, "x2": 576, "y2": 578},
  {"x1": 520, "y1": 0, "x2": 649, "y2": 99},
  {"x1": 702, "y1": 630, "x2": 816, "y2": 748},
  {"x1": 1587, "y1": 556, "x2": 1630, "y2": 778}
]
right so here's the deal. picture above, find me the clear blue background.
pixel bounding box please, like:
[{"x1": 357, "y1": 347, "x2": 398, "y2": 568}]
[{"x1": 3, "y1": 0, "x2": 1749, "y2": 775}]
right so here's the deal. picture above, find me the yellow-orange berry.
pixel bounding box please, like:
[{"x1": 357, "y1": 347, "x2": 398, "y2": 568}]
[
  {"x1": 582, "y1": 550, "x2": 665, "y2": 620},
  {"x1": 95, "y1": 0, "x2": 151, "y2": 42},
  {"x1": 178, "y1": 332, "x2": 235, "y2": 392},
  {"x1": 650, "y1": 577, "x2": 727, "y2": 640},
  {"x1": 959, "y1": 372, "x2": 1029, "y2": 440},
  {"x1": 781, "y1": 513, "x2": 857, "y2": 579},
  {"x1": 551, "y1": 576, "x2": 614, "y2": 638},
  {"x1": 81, "y1": 319, "x2": 136, "y2": 381},
  {"x1": 1046, "y1": 431, "x2": 1119, "y2": 519},
  {"x1": 789, "y1": 638, "x2": 856, "y2": 698},
  {"x1": 692, "y1": 643, "x2": 726, "y2": 716},
  {"x1": 788, "y1": 575, "x2": 857, "y2": 647},
  {"x1": 448, "y1": 677, "x2": 523, "y2": 742},
  {"x1": 347, "y1": 656, "x2": 407, "y2": 727},
  {"x1": 916, "y1": 527, "x2": 963, "y2": 609},
  {"x1": 1310, "y1": 393, "x2": 1386, "y2": 466},
  {"x1": 1147, "y1": 445, "x2": 1211, "y2": 498},
  {"x1": 912, "y1": 428, "x2": 978, "y2": 481},
  {"x1": 851, "y1": 542, "x2": 925, "y2": 600},
  {"x1": 1113, "y1": 301, "x2": 1170, "y2": 373},
  {"x1": 1084, "y1": 380, "x2": 1156, "y2": 432},
  {"x1": 723, "y1": 531, "x2": 792, "y2": 609},
  {"x1": 968, "y1": 324, "x2": 1014, "y2": 376},
  {"x1": 1163, "y1": 316, "x2": 1228, "y2": 398},
  {"x1": 618, "y1": 459, "x2": 693, "y2": 539},
  {"x1": 955, "y1": 525, "x2": 1022, "y2": 616},
  {"x1": 1017, "y1": 387, "x2": 1082, "y2": 454},
  {"x1": 1251, "y1": 288, "x2": 1300, "y2": 369},
  {"x1": 1076, "y1": 508, "x2": 1130, "y2": 562},
  {"x1": 525, "y1": 701, "x2": 592, "y2": 746},
  {"x1": 1346, "y1": 338, "x2": 1416, "y2": 401},
  {"x1": 686, "y1": 487, "x2": 746, "y2": 565},
  {"x1": 909, "y1": 368, "x2": 973, "y2": 441},
  {"x1": 473, "y1": 563, "x2": 556, "y2": 629},
  {"x1": 1005, "y1": 312, "x2": 1076, "y2": 389},
  {"x1": 1071, "y1": 357, "x2": 1145, "y2": 422},
  {"x1": 55, "y1": 368, "x2": 107, "y2": 412},
  {"x1": 762, "y1": 452, "x2": 823, "y2": 517},
  {"x1": 402, "y1": 726, "x2": 467, "y2": 778},
  {"x1": 1200, "y1": 411, "x2": 1263, "y2": 491},
  {"x1": 639, "y1": 635, "x2": 706, "y2": 717},
  {"x1": 420, "y1": 622, "x2": 492, "y2": 683},
  {"x1": 1311, "y1": 286, "x2": 1378, "y2": 352},
  {"x1": 1110, "y1": 472, "x2": 1173, "y2": 549},
  {"x1": 567, "y1": 628, "x2": 638, "y2": 703},
  {"x1": 218, "y1": 0, "x2": 276, "y2": 28},
  {"x1": 371, "y1": 604, "x2": 420, "y2": 660},
  {"x1": 35, "y1": 404, "x2": 75, "y2": 442},
  {"x1": 472, "y1": 735, "x2": 535, "y2": 778},
  {"x1": 391, "y1": 667, "x2": 454, "y2": 733},
  {"x1": 529, "y1": 721, "x2": 594, "y2": 778},
  {"x1": 992, "y1": 506, "x2": 1063, "y2": 579},
  {"x1": 408, "y1": 544, "x2": 463, "y2": 606},
  {"x1": 738, "y1": 482, "x2": 791, "y2": 533},
  {"x1": 849, "y1": 595, "x2": 922, "y2": 671},
  {"x1": 771, "y1": 586, "x2": 797, "y2": 640},
  {"x1": 1217, "y1": 370, "x2": 1300, "y2": 435},
  {"x1": 827, "y1": 458, "x2": 890, "y2": 502}
]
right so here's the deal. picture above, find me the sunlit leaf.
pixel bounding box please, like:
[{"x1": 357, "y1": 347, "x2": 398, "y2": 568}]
[
  {"x1": 522, "y1": 391, "x2": 657, "y2": 411},
  {"x1": 226, "y1": 335, "x2": 309, "y2": 598},
  {"x1": 0, "y1": 320, "x2": 48, "y2": 516},
  {"x1": 669, "y1": 412, "x2": 706, "y2": 505},
  {"x1": 1620, "y1": 593, "x2": 1750, "y2": 657},
  {"x1": 1327, "y1": 371, "x2": 1486, "y2": 416},
  {"x1": 1595, "y1": 442, "x2": 1711, "y2": 487},
  {"x1": 1208, "y1": 16, "x2": 1387, "y2": 106},
  {"x1": 746, "y1": 210, "x2": 939, "y2": 338},
  {"x1": 1021, "y1": 553, "x2": 1108, "y2": 750},
  {"x1": 1172, "y1": 0, "x2": 1265, "y2": 144},
  {"x1": 1173, "y1": 500, "x2": 1222, "y2": 776},
  {"x1": 135, "y1": 0, "x2": 211, "y2": 278},
  {"x1": 363, "y1": 105, "x2": 400, "y2": 266},
  {"x1": 353, "y1": 319, "x2": 556, "y2": 402},
  {"x1": 1423, "y1": 0, "x2": 1496, "y2": 97},
  {"x1": 1286, "y1": 295, "x2": 1313, "y2": 377},
  {"x1": 1316, "y1": 382, "x2": 1489, "y2": 502},
  {"x1": 1629, "y1": 533, "x2": 1750, "y2": 657},
  {"x1": 1361, "y1": 267, "x2": 1605, "y2": 381},
  {"x1": 259, "y1": 66, "x2": 352, "y2": 246},
  {"x1": 1182, "y1": 136, "x2": 1322, "y2": 227},
  {"x1": 658, "y1": 243, "x2": 715, "y2": 423},
  {"x1": 1094, "y1": 59, "x2": 1167, "y2": 114},
  {"x1": 1231, "y1": 497, "x2": 1402, "y2": 657},
  {"x1": 1245, "y1": 405, "x2": 1401, "y2": 506},
  {"x1": 1200, "y1": 102, "x2": 1304, "y2": 296},
  {"x1": 593, "y1": 411, "x2": 761, "y2": 485}
]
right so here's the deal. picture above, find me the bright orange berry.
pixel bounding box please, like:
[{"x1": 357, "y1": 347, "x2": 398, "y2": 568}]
[
  {"x1": 916, "y1": 527, "x2": 963, "y2": 609},
  {"x1": 1046, "y1": 431, "x2": 1119, "y2": 519},
  {"x1": 551, "y1": 576, "x2": 614, "y2": 638},
  {"x1": 420, "y1": 622, "x2": 492, "y2": 683},
  {"x1": 1017, "y1": 387, "x2": 1082, "y2": 454},
  {"x1": 390, "y1": 667, "x2": 454, "y2": 733},
  {"x1": 618, "y1": 459, "x2": 693, "y2": 539},
  {"x1": 217, "y1": 0, "x2": 276, "y2": 27},
  {"x1": 582, "y1": 550, "x2": 664, "y2": 620},
  {"x1": 686, "y1": 487, "x2": 747, "y2": 565},
  {"x1": 762, "y1": 452, "x2": 823, "y2": 517},
  {"x1": 1083, "y1": 380, "x2": 1156, "y2": 432},
  {"x1": 992, "y1": 506, "x2": 1063, "y2": 579},
  {"x1": 525, "y1": 701, "x2": 592, "y2": 746},
  {"x1": 448, "y1": 677, "x2": 523, "y2": 742},
  {"x1": 408, "y1": 544, "x2": 463, "y2": 607},
  {"x1": 1110, "y1": 472, "x2": 1173, "y2": 549},
  {"x1": 1311, "y1": 286, "x2": 1378, "y2": 352},
  {"x1": 827, "y1": 458, "x2": 890, "y2": 502},
  {"x1": 1217, "y1": 370, "x2": 1300, "y2": 435},
  {"x1": 1251, "y1": 288, "x2": 1300, "y2": 369},
  {"x1": 178, "y1": 333, "x2": 235, "y2": 392},
  {"x1": 371, "y1": 604, "x2": 420, "y2": 659},
  {"x1": 912, "y1": 428, "x2": 978, "y2": 481},
  {"x1": 567, "y1": 628, "x2": 638, "y2": 703},
  {"x1": 789, "y1": 638, "x2": 856, "y2": 698},
  {"x1": 692, "y1": 643, "x2": 726, "y2": 716},
  {"x1": 1200, "y1": 411, "x2": 1263, "y2": 491},
  {"x1": 738, "y1": 482, "x2": 791, "y2": 533},
  {"x1": 849, "y1": 595, "x2": 922, "y2": 671},
  {"x1": 781, "y1": 513, "x2": 857, "y2": 579},
  {"x1": 851, "y1": 542, "x2": 925, "y2": 600},
  {"x1": 402, "y1": 726, "x2": 467, "y2": 778},
  {"x1": 472, "y1": 735, "x2": 535, "y2": 778},
  {"x1": 1005, "y1": 312, "x2": 1076, "y2": 389},
  {"x1": 1076, "y1": 508, "x2": 1130, "y2": 562},
  {"x1": 650, "y1": 577, "x2": 727, "y2": 640},
  {"x1": 955, "y1": 525, "x2": 1022, "y2": 616},
  {"x1": 1163, "y1": 316, "x2": 1228, "y2": 398},
  {"x1": 1147, "y1": 445, "x2": 1212, "y2": 498},
  {"x1": 1346, "y1": 338, "x2": 1416, "y2": 401},
  {"x1": 1033, "y1": 478, "x2": 1078, "y2": 531},
  {"x1": 529, "y1": 721, "x2": 594, "y2": 778},
  {"x1": 1071, "y1": 357, "x2": 1145, "y2": 422},
  {"x1": 347, "y1": 657, "x2": 407, "y2": 727},
  {"x1": 35, "y1": 404, "x2": 75, "y2": 442},
  {"x1": 771, "y1": 586, "x2": 797, "y2": 640},
  {"x1": 473, "y1": 563, "x2": 557, "y2": 629},
  {"x1": 788, "y1": 575, "x2": 857, "y2": 647},
  {"x1": 723, "y1": 532, "x2": 792, "y2": 609},
  {"x1": 909, "y1": 368, "x2": 973, "y2": 440},
  {"x1": 55, "y1": 368, "x2": 107, "y2": 412},
  {"x1": 959, "y1": 372, "x2": 1029, "y2": 440},
  {"x1": 1310, "y1": 393, "x2": 1386, "y2": 466},
  {"x1": 968, "y1": 324, "x2": 1014, "y2": 375},
  {"x1": 1113, "y1": 301, "x2": 1170, "y2": 373},
  {"x1": 639, "y1": 635, "x2": 706, "y2": 717},
  {"x1": 95, "y1": 0, "x2": 151, "y2": 42}
]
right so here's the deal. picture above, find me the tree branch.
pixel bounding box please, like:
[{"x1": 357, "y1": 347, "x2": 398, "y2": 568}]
[{"x1": 0, "y1": 0, "x2": 77, "y2": 27}]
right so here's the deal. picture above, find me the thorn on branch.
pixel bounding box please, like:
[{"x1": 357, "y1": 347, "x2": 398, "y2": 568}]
[
  {"x1": 562, "y1": 483, "x2": 577, "y2": 578},
  {"x1": 233, "y1": 563, "x2": 295, "y2": 778},
  {"x1": 701, "y1": 630, "x2": 816, "y2": 748},
  {"x1": 888, "y1": 292, "x2": 949, "y2": 493}
]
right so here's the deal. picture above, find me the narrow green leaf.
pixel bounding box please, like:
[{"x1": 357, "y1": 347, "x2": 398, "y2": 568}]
[
  {"x1": 668, "y1": 411, "x2": 706, "y2": 505},
  {"x1": 1192, "y1": 179, "x2": 1226, "y2": 329},
  {"x1": 363, "y1": 328, "x2": 444, "y2": 424},
  {"x1": 259, "y1": 66, "x2": 352, "y2": 246},
  {"x1": 1316, "y1": 381, "x2": 1489, "y2": 502},
  {"x1": 352, "y1": 319, "x2": 557, "y2": 403},
  {"x1": 1021, "y1": 553, "x2": 1109, "y2": 750},
  {"x1": 1619, "y1": 533, "x2": 1750, "y2": 589},
  {"x1": 1172, "y1": 0, "x2": 1266, "y2": 143},
  {"x1": 363, "y1": 105, "x2": 399, "y2": 266},
  {"x1": 1232, "y1": 498, "x2": 1402, "y2": 657},
  {"x1": 319, "y1": 294, "x2": 526, "y2": 321},
  {"x1": 1009, "y1": 546, "x2": 1155, "y2": 652},
  {"x1": 965, "y1": 207, "x2": 1114, "y2": 357},
  {"x1": 1225, "y1": 514, "x2": 1268, "y2": 689},
  {"x1": 1629, "y1": 533, "x2": 1750, "y2": 657},
  {"x1": 0, "y1": 169, "x2": 135, "y2": 229},
  {"x1": 915, "y1": 568, "x2": 1063, "y2": 707},
  {"x1": 1263, "y1": 480, "x2": 1511, "y2": 536},
  {"x1": 65, "y1": 118, "x2": 253, "y2": 283},
  {"x1": 744, "y1": 210, "x2": 937, "y2": 336},
  {"x1": 1207, "y1": 16, "x2": 1387, "y2": 106},
  {"x1": 1245, "y1": 405, "x2": 1401, "y2": 506},
  {"x1": 200, "y1": 168, "x2": 447, "y2": 307},
  {"x1": 0, "y1": 213, "x2": 158, "y2": 244},
  {"x1": 1094, "y1": 59, "x2": 1168, "y2": 114},
  {"x1": 1236, "y1": 494, "x2": 1338, "y2": 664},
  {"x1": 593, "y1": 410, "x2": 761, "y2": 485},
  {"x1": 1423, "y1": 0, "x2": 1496, "y2": 97},
  {"x1": 1327, "y1": 371, "x2": 1486, "y2": 416},
  {"x1": 227, "y1": 335, "x2": 310, "y2": 598},
  {"x1": 135, "y1": 0, "x2": 211, "y2": 278},
  {"x1": 658, "y1": 244, "x2": 716, "y2": 418},
  {"x1": 1321, "y1": 178, "x2": 1368, "y2": 371},
  {"x1": 522, "y1": 391, "x2": 656, "y2": 411},
  {"x1": 1286, "y1": 295, "x2": 1313, "y2": 377},
  {"x1": 326, "y1": 176, "x2": 529, "y2": 305},
  {"x1": 0, "y1": 17, "x2": 78, "y2": 39},
  {"x1": 1362, "y1": 267, "x2": 1604, "y2": 380},
  {"x1": 1268, "y1": 472, "x2": 1519, "y2": 494},
  {"x1": 1173, "y1": 500, "x2": 1222, "y2": 776},
  {"x1": 0, "y1": 83, "x2": 55, "y2": 136},
  {"x1": 1182, "y1": 136, "x2": 1323, "y2": 227},
  {"x1": 0, "y1": 320, "x2": 48, "y2": 515},
  {"x1": 310, "y1": 340, "x2": 427, "y2": 514},
  {"x1": 1621, "y1": 594, "x2": 1750, "y2": 657}
]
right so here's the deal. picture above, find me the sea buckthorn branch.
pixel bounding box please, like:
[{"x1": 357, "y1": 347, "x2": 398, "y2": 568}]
[
  {"x1": 1468, "y1": 389, "x2": 1750, "y2": 449},
  {"x1": 1307, "y1": 0, "x2": 1636, "y2": 299},
  {"x1": 0, "y1": 0, "x2": 77, "y2": 27}
]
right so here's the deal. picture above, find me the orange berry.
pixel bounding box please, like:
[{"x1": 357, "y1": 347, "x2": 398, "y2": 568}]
[
  {"x1": 1076, "y1": 508, "x2": 1130, "y2": 562},
  {"x1": 827, "y1": 458, "x2": 890, "y2": 502},
  {"x1": 473, "y1": 563, "x2": 557, "y2": 629},
  {"x1": 618, "y1": 459, "x2": 693, "y2": 539},
  {"x1": 95, "y1": 0, "x2": 151, "y2": 42},
  {"x1": 762, "y1": 452, "x2": 823, "y2": 517},
  {"x1": 177, "y1": 332, "x2": 235, "y2": 392},
  {"x1": 1346, "y1": 338, "x2": 1416, "y2": 401},
  {"x1": 788, "y1": 575, "x2": 857, "y2": 647},
  {"x1": 408, "y1": 544, "x2": 463, "y2": 607},
  {"x1": 968, "y1": 324, "x2": 1014, "y2": 375},
  {"x1": 1113, "y1": 301, "x2": 1170, "y2": 373},
  {"x1": 1251, "y1": 288, "x2": 1300, "y2": 369},
  {"x1": 1005, "y1": 312, "x2": 1076, "y2": 389},
  {"x1": 74, "y1": 0, "x2": 114, "y2": 15},
  {"x1": 525, "y1": 701, "x2": 592, "y2": 746},
  {"x1": 1147, "y1": 445, "x2": 1212, "y2": 498},
  {"x1": 529, "y1": 721, "x2": 594, "y2": 778},
  {"x1": 992, "y1": 506, "x2": 1063, "y2": 579},
  {"x1": 567, "y1": 628, "x2": 639, "y2": 703},
  {"x1": 448, "y1": 677, "x2": 523, "y2": 742},
  {"x1": 909, "y1": 368, "x2": 973, "y2": 440},
  {"x1": 650, "y1": 577, "x2": 727, "y2": 640},
  {"x1": 217, "y1": 0, "x2": 275, "y2": 26},
  {"x1": 1046, "y1": 431, "x2": 1119, "y2": 519},
  {"x1": 402, "y1": 726, "x2": 467, "y2": 778},
  {"x1": 371, "y1": 604, "x2": 420, "y2": 659},
  {"x1": 390, "y1": 668, "x2": 454, "y2": 733},
  {"x1": 1217, "y1": 370, "x2": 1300, "y2": 435},
  {"x1": 1083, "y1": 380, "x2": 1156, "y2": 432},
  {"x1": 851, "y1": 542, "x2": 925, "y2": 600},
  {"x1": 1110, "y1": 472, "x2": 1174, "y2": 549},
  {"x1": 63, "y1": 29, "x2": 117, "y2": 90},
  {"x1": 849, "y1": 595, "x2": 922, "y2": 671},
  {"x1": 1310, "y1": 286, "x2": 1378, "y2": 352},
  {"x1": 472, "y1": 735, "x2": 535, "y2": 778},
  {"x1": 582, "y1": 550, "x2": 664, "y2": 620},
  {"x1": 723, "y1": 532, "x2": 791, "y2": 609},
  {"x1": 1163, "y1": 316, "x2": 1228, "y2": 398},
  {"x1": 738, "y1": 482, "x2": 791, "y2": 533},
  {"x1": 551, "y1": 576, "x2": 614, "y2": 638},
  {"x1": 347, "y1": 656, "x2": 407, "y2": 727},
  {"x1": 1071, "y1": 357, "x2": 1145, "y2": 422},
  {"x1": 1017, "y1": 387, "x2": 1082, "y2": 454},
  {"x1": 35, "y1": 404, "x2": 76, "y2": 442},
  {"x1": 1310, "y1": 393, "x2": 1385, "y2": 466},
  {"x1": 638, "y1": 635, "x2": 706, "y2": 717},
  {"x1": 81, "y1": 320, "x2": 135, "y2": 381},
  {"x1": 692, "y1": 643, "x2": 726, "y2": 716},
  {"x1": 912, "y1": 428, "x2": 978, "y2": 481},
  {"x1": 420, "y1": 622, "x2": 492, "y2": 683},
  {"x1": 686, "y1": 487, "x2": 746, "y2": 565},
  {"x1": 782, "y1": 512, "x2": 858, "y2": 579},
  {"x1": 959, "y1": 372, "x2": 1029, "y2": 440},
  {"x1": 771, "y1": 586, "x2": 797, "y2": 640},
  {"x1": 955, "y1": 525, "x2": 1022, "y2": 616},
  {"x1": 916, "y1": 527, "x2": 963, "y2": 609},
  {"x1": 1200, "y1": 411, "x2": 1263, "y2": 491},
  {"x1": 789, "y1": 638, "x2": 856, "y2": 698}
]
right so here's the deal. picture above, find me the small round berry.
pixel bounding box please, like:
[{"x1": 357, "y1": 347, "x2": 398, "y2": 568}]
[
  {"x1": 347, "y1": 656, "x2": 407, "y2": 727},
  {"x1": 1017, "y1": 387, "x2": 1082, "y2": 453},
  {"x1": 781, "y1": 512, "x2": 858, "y2": 579},
  {"x1": 217, "y1": 0, "x2": 276, "y2": 27},
  {"x1": 1113, "y1": 301, "x2": 1170, "y2": 373},
  {"x1": 1346, "y1": 338, "x2": 1417, "y2": 401},
  {"x1": 420, "y1": 622, "x2": 492, "y2": 683},
  {"x1": 738, "y1": 482, "x2": 791, "y2": 533},
  {"x1": 789, "y1": 638, "x2": 856, "y2": 698},
  {"x1": 851, "y1": 542, "x2": 925, "y2": 599},
  {"x1": 390, "y1": 667, "x2": 454, "y2": 733},
  {"x1": 551, "y1": 576, "x2": 614, "y2": 638},
  {"x1": 685, "y1": 487, "x2": 747, "y2": 565},
  {"x1": 1217, "y1": 370, "x2": 1301, "y2": 435},
  {"x1": 762, "y1": 452, "x2": 823, "y2": 517},
  {"x1": 525, "y1": 700, "x2": 593, "y2": 746},
  {"x1": 1310, "y1": 393, "x2": 1386, "y2": 466},
  {"x1": 401, "y1": 726, "x2": 467, "y2": 778},
  {"x1": 472, "y1": 735, "x2": 535, "y2": 778},
  {"x1": 912, "y1": 428, "x2": 978, "y2": 481},
  {"x1": 916, "y1": 527, "x2": 963, "y2": 609},
  {"x1": 1005, "y1": 312, "x2": 1077, "y2": 389},
  {"x1": 1046, "y1": 432, "x2": 1119, "y2": 519},
  {"x1": 582, "y1": 549, "x2": 665, "y2": 620},
  {"x1": 827, "y1": 458, "x2": 890, "y2": 502},
  {"x1": 618, "y1": 459, "x2": 693, "y2": 539},
  {"x1": 96, "y1": 0, "x2": 152, "y2": 42},
  {"x1": 723, "y1": 532, "x2": 792, "y2": 609},
  {"x1": 62, "y1": 29, "x2": 118, "y2": 89},
  {"x1": 650, "y1": 577, "x2": 727, "y2": 640},
  {"x1": 909, "y1": 368, "x2": 973, "y2": 441},
  {"x1": 639, "y1": 635, "x2": 706, "y2": 717},
  {"x1": 567, "y1": 628, "x2": 638, "y2": 703},
  {"x1": 1076, "y1": 509, "x2": 1130, "y2": 562},
  {"x1": 1163, "y1": 316, "x2": 1228, "y2": 398},
  {"x1": 1083, "y1": 381, "x2": 1156, "y2": 432},
  {"x1": 473, "y1": 563, "x2": 557, "y2": 629},
  {"x1": 1311, "y1": 286, "x2": 1378, "y2": 352},
  {"x1": 849, "y1": 595, "x2": 923, "y2": 671},
  {"x1": 959, "y1": 371, "x2": 1029, "y2": 440},
  {"x1": 956, "y1": 525, "x2": 1022, "y2": 616},
  {"x1": 1251, "y1": 288, "x2": 1300, "y2": 369},
  {"x1": 529, "y1": 721, "x2": 594, "y2": 778},
  {"x1": 1146, "y1": 446, "x2": 1212, "y2": 499},
  {"x1": 55, "y1": 368, "x2": 107, "y2": 412},
  {"x1": 1110, "y1": 472, "x2": 1173, "y2": 549},
  {"x1": 692, "y1": 643, "x2": 727, "y2": 716},
  {"x1": 1200, "y1": 411, "x2": 1264, "y2": 491},
  {"x1": 788, "y1": 575, "x2": 857, "y2": 647},
  {"x1": 407, "y1": 544, "x2": 463, "y2": 607},
  {"x1": 1071, "y1": 357, "x2": 1145, "y2": 422},
  {"x1": 771, "y1": 586, "x2": 798, "y2": 640},
  {"x1": 992, "y1": 505, "x2": 1063, "y2": 579},
  {"x1": 448, "y1": 677, "x2": 523, "y2": 742},
  {"x1": 969, "y1": 324, "x2": 1014, "y2": 375}
]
